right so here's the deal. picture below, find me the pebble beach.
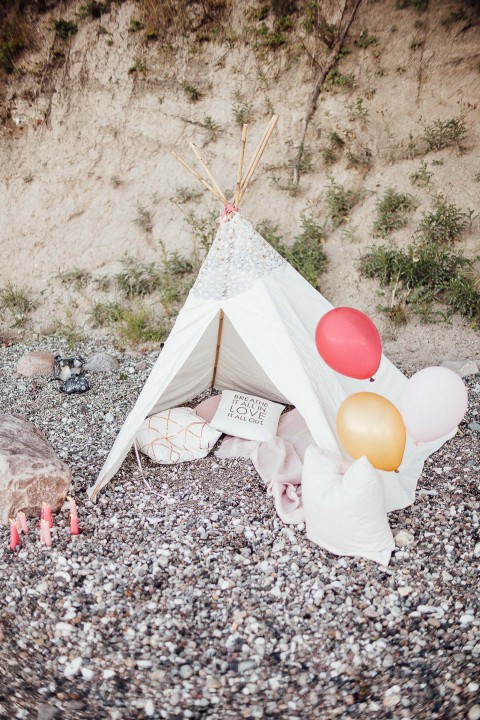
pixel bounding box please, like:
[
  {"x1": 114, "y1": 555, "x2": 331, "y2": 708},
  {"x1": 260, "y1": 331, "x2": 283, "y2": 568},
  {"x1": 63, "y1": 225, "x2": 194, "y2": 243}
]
[{"x1": 0, "y1": 339, "x2": 479, "y2": 720}]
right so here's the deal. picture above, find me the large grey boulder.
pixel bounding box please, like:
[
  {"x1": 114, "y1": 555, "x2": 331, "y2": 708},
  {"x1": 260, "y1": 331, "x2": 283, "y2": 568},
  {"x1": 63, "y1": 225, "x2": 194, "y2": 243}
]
[
  {"x1": 0, "y1": 414, "x2": 72, "y2": 525},
  {"x1": 84, "y1": 353, "x2": 119, "y2": 373}
]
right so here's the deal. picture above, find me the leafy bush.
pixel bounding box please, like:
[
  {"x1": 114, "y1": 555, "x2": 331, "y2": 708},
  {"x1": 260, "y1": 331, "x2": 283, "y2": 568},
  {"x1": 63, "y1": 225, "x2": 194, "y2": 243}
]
[
  {"x1": 258, "y1": 215, "x2": 328, "y2": 288},
  {"x1": 54, "y1": 19, "x2": 78, "y2": 40},
  {"x1": 325, "y1": 179, "x2": 360, "y2": 228},
  {"x1": 0, "y1": 282, "x2": 36, "y2": 321},
  {"x1": 416, "y1": 195, "x2": 474, "y2": 245},
  {"x1": 115, "y1": 256, "x2": 163, "y2": 297},
  {"x1": 422, "y1": 116, "x2": 467, "y2": 152},
  {"x1": 373, "y1": 188, "x2": 415, "y2": 237},
  {"x1": 359, "y1": 241, "x2": 480, "y2": 325}
]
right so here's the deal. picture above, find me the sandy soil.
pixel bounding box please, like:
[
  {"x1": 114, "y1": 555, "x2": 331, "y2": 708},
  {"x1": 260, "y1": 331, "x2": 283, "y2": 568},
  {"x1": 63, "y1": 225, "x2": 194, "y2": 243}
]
[{"x1": 0, "y1": 0, "x2": 479, "y2": 365}]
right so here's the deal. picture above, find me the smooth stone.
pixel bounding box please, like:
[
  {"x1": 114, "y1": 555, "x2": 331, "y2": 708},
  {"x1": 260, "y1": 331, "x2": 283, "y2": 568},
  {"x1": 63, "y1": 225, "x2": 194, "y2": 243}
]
[
  {"x1": 474, "y1": 543, "x2": 480, "y2": 558},
  {"x1": 441, "y1": 360, "x2": 479, "y2": 378},
  {"x1": 144, "y1": 700, "x2": 155, "y2": 717},
  {"x1": 17, "y1": 351, "x2": 55, "y2": 377},
  {"x1": 468, "y1": 706, "x2": 480, "y2": 720},
  {"x1": 64, "y1": 657, "x2": 82, "y2": 678},
  {"x1": 179, "y1": 665, "x2": 193, "y2": 679},
  {"x1": 383, "y1": 694, "x2": 400, "y2": 708},
  {"x1": 0, "y1": 414, "x2": 72, "y2": 525},
  {"x1": 105, "y1": 412, "x2": 115, "y2": 423},
  {"x1": 84, "y1": 353, "x2": 119, "y2": 373},
  {"x1": 394, "y1": 530, "x2": 415, "y2": 548},
  {"x1": 36, "y1": 704, "x2": 61, "y2": 720},
  {"x1": 134, "y1": 360, "x2": 149, "y2": 372},
  {"x1": 468, "y1": 422, "x2": 480, "y2": 433},
  {"x1": 81, "y1": 667, "x2": 94, "y2": 681},
  {"x1": 398, "y1": 586, "x2": 413, "y2": 597}
]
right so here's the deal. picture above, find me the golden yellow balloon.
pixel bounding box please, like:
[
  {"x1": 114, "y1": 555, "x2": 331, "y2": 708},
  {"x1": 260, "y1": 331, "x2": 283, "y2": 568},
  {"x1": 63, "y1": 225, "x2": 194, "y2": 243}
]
[{"x1": 336, "y1": 392, "x2": 406, "y2": 472}]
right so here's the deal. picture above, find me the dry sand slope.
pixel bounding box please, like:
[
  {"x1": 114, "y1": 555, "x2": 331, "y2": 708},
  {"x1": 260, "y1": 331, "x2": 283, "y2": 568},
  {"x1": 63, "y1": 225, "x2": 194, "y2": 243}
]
[{"x1": 0, "y1": 0, "x2": 479, "y2": 365}]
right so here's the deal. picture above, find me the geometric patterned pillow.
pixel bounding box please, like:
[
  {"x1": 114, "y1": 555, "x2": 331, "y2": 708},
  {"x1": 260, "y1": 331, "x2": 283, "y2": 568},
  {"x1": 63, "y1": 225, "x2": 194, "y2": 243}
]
[{"x1": 135, "y1": 407, "x2": 222, "y2": 464}]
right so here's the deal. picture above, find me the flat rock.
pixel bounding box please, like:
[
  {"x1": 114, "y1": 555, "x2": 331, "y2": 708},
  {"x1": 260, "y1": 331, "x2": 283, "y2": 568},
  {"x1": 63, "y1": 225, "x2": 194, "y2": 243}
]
[
  {"x1": 441, "y1": 360, "x2": 479, "y2": 378},
  {"x1": 84, "y1": 353, "x2": 119, "y2": 373},
  {"x1": 17, "y1": 351, "x2": 55, "y2": 377},
  {"x1": 0, "y1": 414, "x2": 72, "y2": 525},
  {"x1": 394, "y1": 530, "x2": 415, "y2": 548},
  {"x1": 36, "y1": 704, "x2": 61, "y2": 720}
]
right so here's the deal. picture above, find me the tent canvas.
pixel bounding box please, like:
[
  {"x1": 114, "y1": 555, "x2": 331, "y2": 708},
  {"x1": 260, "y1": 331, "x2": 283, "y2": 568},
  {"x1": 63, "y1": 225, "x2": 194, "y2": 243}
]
[{"x1": 87, "y1": 117, "x2": 454, "y2": 509}]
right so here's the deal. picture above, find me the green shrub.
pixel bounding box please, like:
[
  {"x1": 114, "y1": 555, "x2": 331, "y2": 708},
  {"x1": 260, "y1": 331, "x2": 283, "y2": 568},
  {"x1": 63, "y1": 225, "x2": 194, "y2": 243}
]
[
  {"x1": 373, "y1": 188, "x2": 415, "y2": 237},
  {"x1": 54, "y1": 19, "x2": 78, "y2": 40},
  {"x1": 115, "y1": 256, "x2": 163, "y2": 297},
  {"x1": 325, "y1": 179, "x2": 360, "y2": 228},
  {"x1": 258, "y1": 215, "x2": 328, "y2": 288},
  {"x1": 117, "y1": 304, "x2": 167, "y2": 345},
  {"x1": 422, "y1": 116, "x2": 467, "y2": 152},
  {"x1": 90, "y1": 301, "x2": 124, "y2": 328},
  {"x1": 416, "y1": 195, "x2": 474, "y2": 245},
  {"x1": 410, "y1": 161, "x2": 433, "y2": 187},
  {"x1": 359, "y1": 240, "x2": 479, "y2": 325}
]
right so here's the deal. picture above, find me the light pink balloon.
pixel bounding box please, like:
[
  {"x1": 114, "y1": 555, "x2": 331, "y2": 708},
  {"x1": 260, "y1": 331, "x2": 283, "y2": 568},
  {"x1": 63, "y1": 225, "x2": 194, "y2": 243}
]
[{"x1": 401, "y1": 366, "x2": 468, "y2": 443}]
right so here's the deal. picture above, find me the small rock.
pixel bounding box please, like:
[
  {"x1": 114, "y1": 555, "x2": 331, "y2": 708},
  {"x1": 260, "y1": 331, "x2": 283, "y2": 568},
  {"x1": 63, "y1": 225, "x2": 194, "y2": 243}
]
[
  {"x1": 81, "y1": 667, "x2": 94, "y2": 681},
  {"x1": 398, "y1": 586, "x2": 413, "y2": 597},
  {"x1": 394, "y1": 530, "x2": 415, "y2": 548},
  {"x1": 84, "y1": 353, "x2": 119, "y2": 373},
  {"x1": 105, "y1": 412, "x2": 115, "y2": 423},
  {"x1": 144, "y1": 700, "x2": 155, "y2": 717},
  {"x1": 206, "y1": 677, "x2": 222, "y2": 689},
  {"x1": 460, "y1": 613, "x2": 475, "y2": 625},
  {"x1": 36, "y1": 704, "x2": 61, "y2": 720},
  {"x1": 103, "y1": 669, "x2": 115, "y2": 680},
  {"x1": 64, "y1": 657, "x2": 82, "y2": 678},
  {"x1": 134, "y1": 360, "x2": 149, "y2": 372},
  {"x1": 383, "y1": 694, "x2": 400, "y2": 708},
  {"x1": 17, "y1": 351, "x2": 55, "y2": 377},
  {"x1": 442, "y1": 570, "x2": 453, "y2": 581},
  {"x1": 468, "y1": 705, "x2": 480, "y2": 720},
  {"x1": 475, "y1": 543, "x2": 480, "y2": 558},
  {"x1": 468, "y1": 683, "x2": 479, "y2": 693},
  {"x1": 179, "y1": 665, "x2": 193, "y2": 680},
  {"x1": 442, "y1": 360, "x2": 479, "y2": 378},
  {"x1": 468, "y1": 422, "x2": 480, "y2": 433}
]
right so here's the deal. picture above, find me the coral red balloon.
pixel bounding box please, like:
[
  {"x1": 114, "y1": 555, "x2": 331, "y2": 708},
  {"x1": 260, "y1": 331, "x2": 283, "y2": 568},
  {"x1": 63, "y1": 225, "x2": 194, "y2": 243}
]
[{"x1": 315, "y1": 307, "x2": 382, "y2": 380}]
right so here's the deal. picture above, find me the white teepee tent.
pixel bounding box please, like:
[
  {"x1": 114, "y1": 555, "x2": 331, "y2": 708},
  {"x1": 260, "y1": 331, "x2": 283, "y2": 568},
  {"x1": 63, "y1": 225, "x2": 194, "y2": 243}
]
[{"x1": 88, "y1": 118, "x2": 453, "y2": 508}]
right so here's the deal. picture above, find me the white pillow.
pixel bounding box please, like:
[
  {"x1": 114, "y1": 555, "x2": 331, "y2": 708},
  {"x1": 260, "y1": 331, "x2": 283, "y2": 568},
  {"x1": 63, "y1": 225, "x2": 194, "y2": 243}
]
[
  {"x1": 302, "y1": 446, "x2": 395, "y2": 566},
  {"x1": 136, "y1": 407, "x2": 221, "y2": 464},
  {"x1": 209, "y1": 390, "x2": 285, "y2": 442}
]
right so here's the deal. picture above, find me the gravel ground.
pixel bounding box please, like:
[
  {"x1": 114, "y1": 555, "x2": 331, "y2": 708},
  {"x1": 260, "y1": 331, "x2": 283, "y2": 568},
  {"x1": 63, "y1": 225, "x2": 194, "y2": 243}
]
[{"x1": 0, "y1": 339, "x2": 479, "y2": 720}]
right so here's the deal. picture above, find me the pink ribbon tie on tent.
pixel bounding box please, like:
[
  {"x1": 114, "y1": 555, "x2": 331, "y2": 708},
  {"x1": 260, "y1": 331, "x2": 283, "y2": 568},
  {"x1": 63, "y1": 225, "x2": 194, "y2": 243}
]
[{"x1": 220, "y1": 204, "x2": 238, "y2": 223}]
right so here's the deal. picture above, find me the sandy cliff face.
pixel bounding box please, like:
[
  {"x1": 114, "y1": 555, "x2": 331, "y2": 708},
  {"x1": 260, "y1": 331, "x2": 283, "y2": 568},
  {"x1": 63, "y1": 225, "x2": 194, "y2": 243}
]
[{"x1": 1, "y1": 0, "x2": 479, "y2": 364}]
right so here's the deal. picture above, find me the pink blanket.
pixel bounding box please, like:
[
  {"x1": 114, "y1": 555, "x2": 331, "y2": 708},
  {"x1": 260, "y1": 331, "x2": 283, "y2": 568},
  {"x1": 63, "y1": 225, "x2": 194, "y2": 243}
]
[{"x1": 215, "y1": 409, "x2": 313, "y2": 524}]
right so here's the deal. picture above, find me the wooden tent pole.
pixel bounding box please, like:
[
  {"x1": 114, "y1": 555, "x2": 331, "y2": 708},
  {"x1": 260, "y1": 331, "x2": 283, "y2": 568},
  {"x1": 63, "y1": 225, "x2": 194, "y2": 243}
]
[
  {"x1": 234, "y1": 124, "x2": 248, "y2": 207},
  {"x1": 238, "y1": 115, "x2": 278, "y2": 203},
  {"x1": 170, "y1": 151, "x2": 225, "y2": 205},
  {"x1": 190, "y1": 143, "x2": 228, "y2": 205},
  {"x1": 239, "y1": 116, "x2": 275, "y2": 192},
  {"x1": 211, "y1": 310, "x2": 224, "y2": 389}
]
